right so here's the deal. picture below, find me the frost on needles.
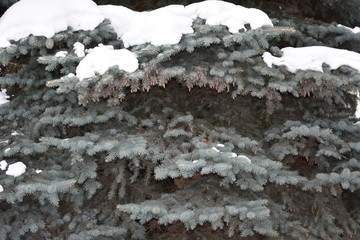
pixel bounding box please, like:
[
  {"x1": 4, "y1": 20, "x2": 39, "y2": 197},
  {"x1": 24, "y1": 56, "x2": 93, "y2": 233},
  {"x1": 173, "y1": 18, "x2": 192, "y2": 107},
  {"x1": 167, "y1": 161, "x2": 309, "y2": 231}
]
[{"x1": 0, "y1": 0, "x2": 360, "y2": 239}]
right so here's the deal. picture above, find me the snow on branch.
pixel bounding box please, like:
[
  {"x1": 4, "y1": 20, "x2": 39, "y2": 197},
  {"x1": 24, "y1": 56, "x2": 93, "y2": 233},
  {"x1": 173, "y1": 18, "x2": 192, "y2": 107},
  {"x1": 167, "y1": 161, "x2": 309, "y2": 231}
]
[
  {"x1": 263, "y1": 46, "x2": 360, "y2": 73},
  {"x1": 337, "y1": 24, "x2": 360, "y2": 34},
  {"x1": 75, "y1": 44, "x2": 138, "y2": 80},
  {"x1": 0, "y1": 0, "x2": 104, "y2": 47},
  {"x1": 0, "y1": 0, "x2": 273, "y2": 48},
  {"x1": 0, "y1": 89, "x2": 10, "y2": 105}
]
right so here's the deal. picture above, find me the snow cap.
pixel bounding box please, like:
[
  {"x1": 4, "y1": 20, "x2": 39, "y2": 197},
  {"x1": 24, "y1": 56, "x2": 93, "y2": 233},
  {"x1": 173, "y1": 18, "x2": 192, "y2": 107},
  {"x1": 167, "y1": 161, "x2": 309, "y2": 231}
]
[
  {"x1": 0, "y1": 0, "x2": 104, "y2": 47},
  {"x1": 0, "y1": 89, "x2": 10, "y2": 105},
  {"x1": 6, "y1": 161, "x2": 27, "y2": 177},
  {"x1": 263, "y1": 46, "x2": 360, "y2": 73},
  {"x1": 76, "y1": 44, "x2": 138, "y2": 80}
]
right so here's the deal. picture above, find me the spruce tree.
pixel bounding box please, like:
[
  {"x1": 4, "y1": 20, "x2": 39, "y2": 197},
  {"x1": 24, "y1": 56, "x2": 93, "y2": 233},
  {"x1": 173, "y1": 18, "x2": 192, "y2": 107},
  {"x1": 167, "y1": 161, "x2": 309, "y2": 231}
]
[{"x1": 0, "y1": 0, "x2": 360, "y2": 239}]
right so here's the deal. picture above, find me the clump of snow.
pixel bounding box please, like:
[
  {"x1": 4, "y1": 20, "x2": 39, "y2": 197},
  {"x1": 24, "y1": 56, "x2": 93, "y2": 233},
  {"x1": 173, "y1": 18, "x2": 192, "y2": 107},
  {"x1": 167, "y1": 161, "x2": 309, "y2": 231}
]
[
  {"x1": 4, "y1": 148, "x2": 11, "y2": 153},
  {"x1": 186, "y1": 0, "x2": 273, "y2": 33},
  {"x1": 6, "y1": 161, "x2": 27, "y2": 177},
  {"x1": 0, "y1": 89, "x2": 10, "y2": 105},
  {"x1": 100, "y1": 5, "x2": 194, "y2": 47},
  {"x1": 238, "y1": 155, "x2": 252, "y2": 164},
  {"x1": 212, "y1": 147, "x2": 220, "y2": 152},
  {"x1": 338, "y1": 24, "x2": 360, "y2": 34},
  {"x1": 0, "y1": 0, "x2": 104, "y2": 48},
  {"x1": 11, "y1": 131, "x2": 20, "y2": 136},
  {"x1": 74, "y1": 42, "x2": 85, "y2": 57},
  {"x1": 0, "y1": 185, "x2": 3, "y2": 192},
  {"x1": 263, "y1": 46, "x2": 360, "y2": 73},
  {"x1": 100, "y1": 1, "x2": 272, "y2": 47},
  {"x1": 55, "y1": 51, "x2": 68, "y2": 57},
  {"x1": 35, "y1": 169, "x2": 43, "y2": 174},
  {"x1": 0, "y1": 160, "x2": 8, "y2": 170},
  {"x1": 76, "y1": 44, "x2": 138, "y2": 80},
  {"x1": 356, "y1": 92, "x2": 360, "y2": 119},
  {"x1": 60, "y1": 73, "x2": 75, "y2": 79},
  {"x1": 229, "y1": 152, "x2": 237, "y2": 158},
  {"x1": 217, "y1": 144, "x2": 225, "y2": 147}
]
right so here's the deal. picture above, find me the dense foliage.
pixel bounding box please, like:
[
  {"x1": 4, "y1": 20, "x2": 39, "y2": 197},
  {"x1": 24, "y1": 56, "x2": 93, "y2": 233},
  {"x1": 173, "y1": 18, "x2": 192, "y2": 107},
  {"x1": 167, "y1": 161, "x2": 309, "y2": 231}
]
[{"x1": 0, "y1": 1, "x2": 360, "y2": 239}]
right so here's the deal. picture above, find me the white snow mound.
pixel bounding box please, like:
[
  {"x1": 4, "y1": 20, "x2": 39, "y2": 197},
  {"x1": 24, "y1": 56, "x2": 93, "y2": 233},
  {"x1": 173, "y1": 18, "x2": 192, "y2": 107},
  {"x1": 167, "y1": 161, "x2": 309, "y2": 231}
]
[
  {"x1": 0, "y1": 89, "x2": 10, "y2": 105},
  {"x1": 0, "y1": 160, "x2": 8, "y2": 170},
  {"x1": 55, "y1": 51, "x2": 68, "y2": 57},
  {"x1": 0, "y1": 0, "x2": 104, "y2": 48},
  {"x1": 100, "y1": 5, "x2": 194, "y2": 47},
  {"x1": 186, "y1": 0, "x2": 273, "y2": 33},
  {"x1": 356, "y1": 92, "x2": 360, "y2": 119},
  {"x1": 74, "y1": 42, "x2": 85, "y2": 57},
  {"x1": 338, "y1": 24, "x2": 360, "y2": 34},
  {"x1": 263, "y1": 46, "x2": 360, "y2": 73},
  {"x1": 76, "y1": 44, "x2": 138, "y2": 80},
  {"x1": 6, "y1": 161, "x2": 27, "y2": 177}
]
